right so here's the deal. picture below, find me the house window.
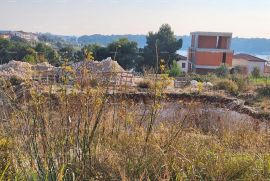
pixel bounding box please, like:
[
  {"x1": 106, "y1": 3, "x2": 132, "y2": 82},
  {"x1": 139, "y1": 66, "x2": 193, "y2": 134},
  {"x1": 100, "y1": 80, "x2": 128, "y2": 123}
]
[{"x1": 182, "y1": 63, "x2": 186, "y2": 68}]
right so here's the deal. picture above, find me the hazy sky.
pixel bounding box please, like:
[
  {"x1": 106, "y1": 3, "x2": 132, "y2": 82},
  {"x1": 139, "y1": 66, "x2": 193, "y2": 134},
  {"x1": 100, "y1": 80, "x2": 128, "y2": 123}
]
[{"x1": 1, "y1": 0, "x2": 270, "y2": 38}]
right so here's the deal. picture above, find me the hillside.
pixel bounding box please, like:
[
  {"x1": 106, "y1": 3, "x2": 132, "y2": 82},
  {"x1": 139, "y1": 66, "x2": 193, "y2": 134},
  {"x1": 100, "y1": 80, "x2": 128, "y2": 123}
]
[
  {"x1": 72, "y1": 34, "x2": 270, "y2": 55},
  {"x1": 2, "y1": 31, "x2": 270, "y2": 55}
]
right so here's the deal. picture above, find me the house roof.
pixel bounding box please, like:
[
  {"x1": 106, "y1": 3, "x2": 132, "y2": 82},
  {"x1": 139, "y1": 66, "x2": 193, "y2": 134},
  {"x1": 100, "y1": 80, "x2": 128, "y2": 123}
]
[
  {"x1": 233, "y1": 53, "x2": 267, "y2": 62},
  {"x1": 175, "y1": 54, "x2": 187, "y2": 61}
]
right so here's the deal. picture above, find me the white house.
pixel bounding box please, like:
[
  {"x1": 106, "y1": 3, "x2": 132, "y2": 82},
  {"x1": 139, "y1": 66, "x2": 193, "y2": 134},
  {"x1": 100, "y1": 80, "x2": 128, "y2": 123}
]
[
  {"x1": 232, "y1": 53, "x2": 267, "y2": 75},
  {"x1": 10, "y1": 31, "x2": 38, "y2": 42},
  {"x1": 176, "y1": 54, "x2": 191, "y2": 73}
]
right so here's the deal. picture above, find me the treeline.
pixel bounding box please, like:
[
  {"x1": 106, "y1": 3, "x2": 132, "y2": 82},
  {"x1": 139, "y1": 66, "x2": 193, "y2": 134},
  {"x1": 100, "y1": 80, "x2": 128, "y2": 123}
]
[
  {"x1": 0, "y1": 24, "x2": 183, "y2": 71},
  {"x1": 75, "y1": 24, "x2": 183, "y2": 71},
  {"x1": 0, "y1": 37, "x2": 61, "y2": 66}
]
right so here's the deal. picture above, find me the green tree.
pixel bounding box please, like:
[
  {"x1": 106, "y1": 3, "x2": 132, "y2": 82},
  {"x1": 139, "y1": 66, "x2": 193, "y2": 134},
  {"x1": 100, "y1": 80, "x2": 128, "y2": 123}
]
[
  {"x1": 0, "y1": 39, "x2": 13, "y2": 64},
  {"x1": 35, "y1": 43, "x2": 60, "y2": 66},
  {"x1": 73, "y1": 50, "x2": 85, "y2": 62},
  {"x1": 23, "y1": 54, "x2": 36, "y2": 64},
  {"x1": 82, "y1": 44, "x2": 108, "y2": 60},
  {"x1": 59, "y1": 46, "x2": 75, "y2": 61},
  {"x1": 107, "y1": 38, "x2": 142, "y2": 70},
  {"x1": 143, "y1": 24, "x2": 183, "y2": 69},
  {"x1": 0, "y1": 38, "x2": 36, "y2": 64}
]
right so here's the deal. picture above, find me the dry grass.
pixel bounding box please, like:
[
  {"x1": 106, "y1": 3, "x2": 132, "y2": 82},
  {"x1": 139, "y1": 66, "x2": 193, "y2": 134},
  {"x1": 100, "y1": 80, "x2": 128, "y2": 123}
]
[{"x1": 0, "y1": 73, "x2": 270, "y2": 180}]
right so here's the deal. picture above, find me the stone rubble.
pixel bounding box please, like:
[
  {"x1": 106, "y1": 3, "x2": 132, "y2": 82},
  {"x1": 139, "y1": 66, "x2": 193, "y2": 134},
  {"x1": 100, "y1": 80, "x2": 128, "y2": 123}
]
[
  {"x1": 72, "y1": 57, "x2": 125, "y2": 74},
  {"x1": 0, "y1": 58, "x2": 126, "y2": 80},
  {"x1": 0, "y1": 60, "x2": 33, "y2": 79}
]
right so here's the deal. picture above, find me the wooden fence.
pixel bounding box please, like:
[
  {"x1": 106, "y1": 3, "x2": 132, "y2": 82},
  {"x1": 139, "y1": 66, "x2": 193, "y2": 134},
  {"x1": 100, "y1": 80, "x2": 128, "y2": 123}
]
[
  {"x1": 32, "y1": 71, "x2": 134, "y2": 91},
  {"x1": 98, "y1": 72, "x2": 134, "y2": 91}
]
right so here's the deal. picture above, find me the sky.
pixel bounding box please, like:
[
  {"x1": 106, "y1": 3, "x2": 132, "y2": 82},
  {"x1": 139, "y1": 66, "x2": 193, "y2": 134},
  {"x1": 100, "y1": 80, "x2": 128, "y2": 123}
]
[{"x1": 1, "y1": 0, "x2": 270, "y2": 38}]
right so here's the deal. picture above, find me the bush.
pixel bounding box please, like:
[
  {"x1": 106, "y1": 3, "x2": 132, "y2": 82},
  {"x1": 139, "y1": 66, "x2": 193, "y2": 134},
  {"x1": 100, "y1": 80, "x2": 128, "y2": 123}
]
[
  {"x1": 232, "y1": 65, "x2": 247, "y2": 75},
  {"x1": 23, "y1": 55, "x2": 37, "y2": 64},
  {"x1": 257, "y1": 86, "x2": 270, "y2": 97},
  {"x1": 215, "y1": 64, "x2": 230, "y2": 78},
  {"x1": 214, "y1": 79, "x2": 239, "y2": 95},
  {"x1": 168, "y1": 60, "x2": 182, "y2": 77},
  {"x1": 137, "y1": 80, "x2": 153, "y2": 89},
  {"x1": 232, "y1": 75, "x2": 248, "y2": 92},
  {"x1": 251, "y1": 67, "x2": 261, "y2": 78}
]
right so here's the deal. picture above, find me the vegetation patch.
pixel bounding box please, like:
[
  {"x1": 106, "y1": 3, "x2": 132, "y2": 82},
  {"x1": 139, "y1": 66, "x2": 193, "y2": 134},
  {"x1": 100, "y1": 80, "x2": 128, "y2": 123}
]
[
  {"x1": 257, "y1": 86, "x2": 270, "y2": 97},
  {"x1": 214, "y1": 79, "x2": 239, "y2": 95}
]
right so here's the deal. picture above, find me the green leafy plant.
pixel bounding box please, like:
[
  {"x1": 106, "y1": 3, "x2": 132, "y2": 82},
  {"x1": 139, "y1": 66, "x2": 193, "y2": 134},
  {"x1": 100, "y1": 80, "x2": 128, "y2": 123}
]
[
  {"x1": 251, "y1": 67, "x2": 261, "y2": 79},
  {"x1": 23, "y1": 55, "x2": 36, "y2": 64},
  {"x1": 215, "y1": 64, "x2": 230, "y2": 78},
  {"x1": 168, "y1": 60, "x2": 181, "y2": 77}
]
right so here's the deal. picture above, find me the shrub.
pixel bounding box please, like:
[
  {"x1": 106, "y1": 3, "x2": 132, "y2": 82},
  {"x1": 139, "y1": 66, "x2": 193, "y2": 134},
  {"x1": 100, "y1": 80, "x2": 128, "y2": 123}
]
[
  {"x1": 232, "y1": 75, "x2": 248, "y2": 92},
  {"x1": 215, "y1": 64, "x2": 230, "y2": 78},
  {"x1": 257, "y1": 86, "x2": 270, "y2": 97},
  {"x1": 214, "y1": 79, "x2": 239, "y2": 95},
  {"x1": 251, "y1": 67, "x2": 261, "y2": 78},
  {"x1": 137, "y1": 80, "x2": 153, "y2": 89},
  {"x1": 168, "y1": 60, "x2": 181, "y2": 77},
  {"x1": 23, "y1": 55, "x2": 37, "y2": 64},
  {"x1": 232, "y1": 65, "x2": 247, "y2": 75}
]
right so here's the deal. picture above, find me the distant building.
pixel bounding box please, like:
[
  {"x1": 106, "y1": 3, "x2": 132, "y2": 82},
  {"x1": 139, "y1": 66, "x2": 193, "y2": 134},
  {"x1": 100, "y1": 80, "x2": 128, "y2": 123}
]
[
  {"x1": 10, "y1": 31, "x2": 38, "y2": 42},
  {"x1": 175, "y1": 54, "x2": 190, "y2": 73},
  {"x1": 188, "y1": 32, "x2": 234, "y2": 74},
  {"x1": 232, "y1": 53, "x2": 267, "y2": 75}
]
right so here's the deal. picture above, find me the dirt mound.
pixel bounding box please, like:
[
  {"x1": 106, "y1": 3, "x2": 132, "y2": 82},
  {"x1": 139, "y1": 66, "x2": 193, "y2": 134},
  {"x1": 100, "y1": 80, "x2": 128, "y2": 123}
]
[
  {"x1": 0, "y1": 60, "x2": 57, "y2": 80},
  {"x1": 72, "y1": 57, "x2": 125, "y2": 73},
  {"x1": 0, "y1": 60, "x2": 33, "y2": 79}
]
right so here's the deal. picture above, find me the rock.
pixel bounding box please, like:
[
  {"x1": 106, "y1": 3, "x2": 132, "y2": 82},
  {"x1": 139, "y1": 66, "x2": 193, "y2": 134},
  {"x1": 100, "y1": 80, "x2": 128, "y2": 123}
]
[
  {"x1": 205, "y1": 82, "x2": 213, "y2": 87},
  {"x1": 190, "y1": 80, "x2": 198, "y2": 86},
  {"x1": 0, "y1": 60, "x2": 58, "y2": 80},
  {"x1": 0, "y1": 60, "x2": 33, "y2": 79}
]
